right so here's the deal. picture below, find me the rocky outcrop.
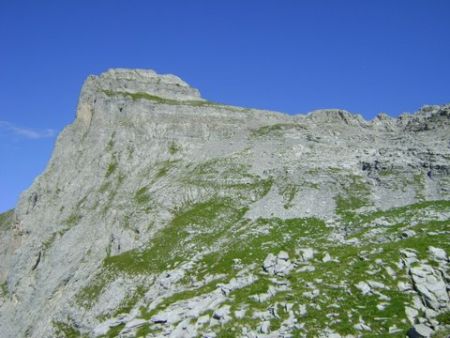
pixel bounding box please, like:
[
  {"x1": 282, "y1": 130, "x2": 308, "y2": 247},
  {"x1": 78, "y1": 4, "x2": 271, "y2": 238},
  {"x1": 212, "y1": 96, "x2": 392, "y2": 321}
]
[{"x1": 0, "y1": 69, "x2": 449, "y2": 338}]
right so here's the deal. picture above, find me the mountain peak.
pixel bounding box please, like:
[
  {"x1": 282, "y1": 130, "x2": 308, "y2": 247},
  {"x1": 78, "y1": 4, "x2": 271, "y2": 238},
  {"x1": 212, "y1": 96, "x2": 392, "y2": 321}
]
[
  {"x1": 76, "y1": 68, "x2": 204, "y2": 125},
  {"x1": 96, "y1": 68, "x2": 203, "y2": 101}
]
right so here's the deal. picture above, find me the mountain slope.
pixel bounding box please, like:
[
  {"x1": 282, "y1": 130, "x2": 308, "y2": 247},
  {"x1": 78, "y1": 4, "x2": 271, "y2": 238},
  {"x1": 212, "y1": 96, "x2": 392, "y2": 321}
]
[{"x1": 0, "y1": 69, "x2": 449, "y2": 338}]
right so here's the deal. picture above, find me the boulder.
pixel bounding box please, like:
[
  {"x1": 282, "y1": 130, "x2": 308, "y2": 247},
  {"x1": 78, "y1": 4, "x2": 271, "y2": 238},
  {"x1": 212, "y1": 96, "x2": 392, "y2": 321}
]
[
  {"x1": 263, "y1": 252, "x2": 293, "y2": 276},
  {"x1": 410, "y1": 264, "x2": 449, "y2": 310},
  {"x1": 355, "y1": 281, "x2": 371, "y2": 295},
  {"x1": 297, "y1": 248, "x2": 315, "y2": 262},
  {"x1": 428, "y1": 246, "x2": 448, "y2": 262},
  {"x1": 407, "y1": 323, "x2": 434, "y2": 338}
]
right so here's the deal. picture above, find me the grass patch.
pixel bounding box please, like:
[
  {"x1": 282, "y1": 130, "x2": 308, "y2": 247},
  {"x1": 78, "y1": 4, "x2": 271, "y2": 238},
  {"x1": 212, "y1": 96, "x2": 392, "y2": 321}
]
[
  {"x1": 436, "y1": 311, "x2": 450, "y2": 325},
  {"x1": 105, "y1": 160, "x2": 118, "y2": 178},
  {"x1": 53, "y1": 321, "x2": 86, "y2": 338},
  {"x1": 0, "y1": 281, "x2": 8, "y2": 297},
  {"x1": 0, "y1": 209, "x2": 14, "y2": 231},
  {"x1": 168, "y1": 142, "x2": 181, "y2": 155},
  {"x1": 104, "y1": 197, "x2": 247, "y2": 275},
  {"x1": 76, "y1": 273, "x2": 110, "y2": 309},
  {"x1": 134, "y1": 187, "x2": 151, "y2": 205},
  {"x1": 251, "y1": 123, "x2": 307, "y2": 138},
  {"x1": 64, "y1": 213, "x2": 81, "y2": 227},
  {"x1": 102, "y1": 90, "x2": 211, "y2": 107}
]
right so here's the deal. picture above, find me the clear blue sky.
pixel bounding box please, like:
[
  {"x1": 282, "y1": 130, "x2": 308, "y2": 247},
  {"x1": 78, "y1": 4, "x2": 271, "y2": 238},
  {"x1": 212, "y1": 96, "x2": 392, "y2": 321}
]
[{"x1": 1, "y1": 0, "x2": 450, "y2": 212}]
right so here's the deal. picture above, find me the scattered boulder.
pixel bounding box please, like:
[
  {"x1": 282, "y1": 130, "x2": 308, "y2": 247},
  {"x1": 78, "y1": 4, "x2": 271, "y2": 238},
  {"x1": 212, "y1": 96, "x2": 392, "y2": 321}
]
[
  {"x1": 212, "y1": 305, "x2": 231, "y2": 322},
  {"x1": 405, "y1": 306, "x2": 419, "y2": 324},
  {"x1": 297, "y1": 248, "x2": 315, "y2": 262},
  {"x1": 402, "y1": 230, "x2": 416, "y2": 238},
  {"x1": 322, "y1": 253, "x2": 332, "y2": 263},
  {"x1": 263, "y1": 252, "x2": 293, "y2": 276},
  {"x1": 409, "y1": 264, "x2": 449, "y2": 310},
  {"x1": 124, "y1": 318, "x2": 147, "y2": 329},
  {"x1": 259, "y1": 321, "x2": 270, "y2": 334},
  {"x1": 355, "y1": 281, "x2": 371, "y2": 295},
  {"x1": 428, "y1": 246, "x2": 448, "y2": 262},
  {"x1": 407, "y1": 323, "x2": 434, "y2": 338},
  {"x1": 151, "y1": 314, "x2": 168, "y2": 324},
  {"x1": 354, "y1": 322, "x2": 371, "y2": 331},
  {"x1": 367, "y1": 280, "x2": 385, "y2": 289},
  {"x1": 398, "y1": 281, "x2": 413, "y2": 292}
]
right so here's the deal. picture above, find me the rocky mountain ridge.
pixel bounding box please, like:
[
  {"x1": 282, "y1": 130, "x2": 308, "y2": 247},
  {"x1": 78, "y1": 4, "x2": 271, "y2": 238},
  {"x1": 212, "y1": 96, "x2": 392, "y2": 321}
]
[{"x1": 0, "y1": 69, "x2": 449, "y2": 338}]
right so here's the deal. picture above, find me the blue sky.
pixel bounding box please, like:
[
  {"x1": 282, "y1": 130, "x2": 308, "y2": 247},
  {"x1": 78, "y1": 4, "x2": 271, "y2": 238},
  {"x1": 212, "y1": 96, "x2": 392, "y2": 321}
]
[{"x1": 1, "y1": 0, "x2": 450, "y2": 212}]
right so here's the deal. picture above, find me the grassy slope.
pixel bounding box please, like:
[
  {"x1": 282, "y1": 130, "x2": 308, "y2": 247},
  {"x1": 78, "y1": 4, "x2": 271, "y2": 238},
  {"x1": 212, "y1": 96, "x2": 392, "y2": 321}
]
[{"x1": 65, "y1": 157, "x2": 450, "y2": 337}]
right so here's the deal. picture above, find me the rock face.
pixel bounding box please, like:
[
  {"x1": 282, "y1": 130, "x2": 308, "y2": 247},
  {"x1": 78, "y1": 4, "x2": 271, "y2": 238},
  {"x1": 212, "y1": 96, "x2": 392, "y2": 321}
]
[{"x1": 0, "y1": 69, "x2": 449, "y2": 337}]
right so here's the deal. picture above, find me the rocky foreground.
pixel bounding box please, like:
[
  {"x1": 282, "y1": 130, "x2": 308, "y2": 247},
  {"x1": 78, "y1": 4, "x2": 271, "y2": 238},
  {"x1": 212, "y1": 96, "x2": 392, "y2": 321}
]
[{"x1": 0, "y1": 69, "x2": 449, "y2": 337}]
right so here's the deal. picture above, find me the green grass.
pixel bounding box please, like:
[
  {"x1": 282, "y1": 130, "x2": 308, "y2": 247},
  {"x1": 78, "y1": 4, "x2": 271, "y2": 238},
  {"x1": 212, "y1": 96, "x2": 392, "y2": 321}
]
[
  {"x1": 153, "y1": 160, "x2": 178, "y2": 179},
  {"x1": 102, "y1": 323, "x2": 125, "y2": 338},
  {"x1": 134, "y1": 187, "x2": 151, "y2": 205},
  {"x1": 168, "y1": 142, "x2": 181, "y2": 155},
  {"x1": 76, "y1": 273, "x2": 110, "y2": 309},
  {"x1": 105, "y1": 160, "x2": 118, "y2": 178},
  {"x1": 102, "y1": 89, "x2": 250, "y2": 112},
  {"x1": 104, "y1": 197, "x2": 247, "y2": 275},
  {"x1": 42, "y1": 227, "x2": 71, "y2": 253},
  {"x1": 334, "y1": 174, "x2": 372, "y2": 225},
  {"x1": 280, "y1": 184, "x2": 300, "y2": 209},
  {"x1": 0, "y1": 281, "x2": 8, "y2": 297},
  {"x1": 64, "y1": 213, "x2": 81, "y2": 227},
  {"x1": 76, "y1": 147, "x2": 450, "y2": 338},
  {"x1": 251, "y1": 123, "x2": 307, "y2": 137},
  {"x1": 0, "y1": 209, "x2": 14, "y2": 231},
  {"x1": 53, "y1": 321, "x2": 86, "y2": 338},
  {"x1": 184, "y1": 157, "x2": 273, "y2": 202},
  {"x1": 106, "y1": 132, "x2": 116, "y2": 152},
  {"x1": 102, "y1": 90, "x2": 210, "y2": 107},
  {"x1": 436, "y1": 311, "x2": 450, "y2": 325}
]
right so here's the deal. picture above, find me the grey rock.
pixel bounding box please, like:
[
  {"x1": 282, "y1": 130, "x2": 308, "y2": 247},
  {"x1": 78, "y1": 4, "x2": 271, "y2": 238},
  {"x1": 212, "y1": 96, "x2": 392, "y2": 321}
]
[
  {"x1": 151, "y1": 314, "x2": 168, "y2": 324},
  {"x1": 428, "y1": 246, "x2": 448, "y2": 262},
  {"x1": 407, "y1": 323, "x2": 434, "y2": 338},
  {"x1": 259, "y1": 321, "x2": 271, "y2": 334},
  {"x1": 410, "y1": 264, "x2": 449, "y2": 310},
  {"x1": 402, "y1": 230, "x2": 417, "y2": 238},
  {"x1": 355, "y1": 281, "x2": 371, "y2": 295},
  {"x1": 297, "y1": 248, "x2": 315, "y2": 262},
  {"x1": 1, "y1": 68, "x2": 450, "y2": 338},
  {"x1": 263, "y1": 252, "x2": 293, "y2": 276},
  {"x1": 405, "y1": 306, "x2": 419, "y2": 324}
]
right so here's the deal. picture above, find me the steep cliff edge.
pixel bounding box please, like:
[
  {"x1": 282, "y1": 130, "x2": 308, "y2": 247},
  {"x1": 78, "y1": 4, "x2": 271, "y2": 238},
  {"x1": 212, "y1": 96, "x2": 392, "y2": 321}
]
[{"x1": 0, "y1": 69, "x2": 449, "y2": 338}]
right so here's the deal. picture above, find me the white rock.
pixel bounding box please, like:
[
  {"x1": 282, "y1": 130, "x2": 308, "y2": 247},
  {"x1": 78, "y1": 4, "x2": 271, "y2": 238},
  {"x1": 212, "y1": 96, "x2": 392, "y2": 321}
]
[
  {"x1": 428, "y1": 246, "x2": 448, "y2": 262},
  {"x1": 235, "y1": 308, "x2": 246, "y2": 319},
  {"x1": 124, "y1": 318, "x2": 147, "y2": 329},
  {"x1": 398, "y1": 281, "x2": 413, "y2": 292},
  {"x1": 297, "y1": 265, "x2": 315, "y2": 272},
  {"x1": 322, "y1": 253, "x2": 332, "y2": 262},
  {"x1": 389, "y1": 325, "x2": 402, "y2": 333},
  {"x1": 151, "y1": 314, "x2": 168, "y2": 324},
  {"x1": 367, "y1": 280, "x2": 385, "y2": 289},
  {"x1": 410, "y1": 264, "x2": 449, "y2": 310},
  {"x1": 93, "y1": 322, "x2": 112, "y2": 337},
  {"x1": 355, "y1": 281, "x2": 371, "y2": 295},
  {"x1": 277, "y1": 251, "x2": 289, "y2": 261},
  {"x1": 405, "y1": 306, "x2": 419, "y2": 324},
  {"x1": 297, "y1": 248, "x2": 315, "y2": 261},
  {"x1": 407, "y1": 323, "x2": 434, "y2": 338},
  {"x1": 354, "y1": 322, "x2": 371, "y2": 331},
  {"x1": 259, "y1": 321, "x2": 270, "y2": 334}
]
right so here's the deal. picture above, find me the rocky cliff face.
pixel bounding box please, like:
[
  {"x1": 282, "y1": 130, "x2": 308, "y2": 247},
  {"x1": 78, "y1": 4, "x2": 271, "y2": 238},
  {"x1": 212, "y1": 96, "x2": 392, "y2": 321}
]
[{"x1": 0, "y1": 69, "x2": 449, "y2": 338}]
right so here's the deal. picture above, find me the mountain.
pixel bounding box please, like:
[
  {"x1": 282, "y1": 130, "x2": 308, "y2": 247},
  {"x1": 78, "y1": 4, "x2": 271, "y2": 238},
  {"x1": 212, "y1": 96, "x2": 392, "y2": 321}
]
[{"x1": 0, "y1": 69, "x2": 449, "y2": 338}]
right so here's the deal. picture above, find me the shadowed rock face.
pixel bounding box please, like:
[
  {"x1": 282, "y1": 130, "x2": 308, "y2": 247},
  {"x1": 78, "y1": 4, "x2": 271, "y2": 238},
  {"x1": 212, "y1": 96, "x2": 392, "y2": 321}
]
[{"x1": 0, "y1": 69, "x2": 449, "y2": 338}]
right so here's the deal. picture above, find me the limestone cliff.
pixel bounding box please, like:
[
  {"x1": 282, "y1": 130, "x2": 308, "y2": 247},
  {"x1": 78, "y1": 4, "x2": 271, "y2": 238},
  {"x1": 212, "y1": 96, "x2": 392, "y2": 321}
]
[{"x1": 0, "y1": 69, "x2": 449, "y2": 338}]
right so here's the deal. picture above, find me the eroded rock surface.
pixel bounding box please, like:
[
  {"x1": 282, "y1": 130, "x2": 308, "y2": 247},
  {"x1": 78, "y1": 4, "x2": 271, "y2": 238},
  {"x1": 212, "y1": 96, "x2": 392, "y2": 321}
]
[{"x1": 0, "y1": 69, "x2": 449, "y2": 337}]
